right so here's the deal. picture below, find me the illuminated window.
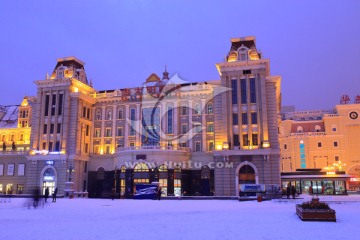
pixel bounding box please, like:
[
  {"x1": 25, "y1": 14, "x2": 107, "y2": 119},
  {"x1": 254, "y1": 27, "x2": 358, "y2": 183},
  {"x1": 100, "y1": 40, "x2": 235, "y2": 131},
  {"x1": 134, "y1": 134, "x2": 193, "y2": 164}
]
[
  {"x1": 207, "y1": 103, "x2": 213, "y2": 114},
  {"x1": 107, "y1": 110, "x2": 112, "y2": 120},
  {"x1": 207, "y1": 123, "x2": 214, "y2": 132},
  {"x1": 105, "y1": 128, "x2": 111, "y2": 137},
  {"x1": 208, "y1": 141, "x2": 214, "y2": 151}
]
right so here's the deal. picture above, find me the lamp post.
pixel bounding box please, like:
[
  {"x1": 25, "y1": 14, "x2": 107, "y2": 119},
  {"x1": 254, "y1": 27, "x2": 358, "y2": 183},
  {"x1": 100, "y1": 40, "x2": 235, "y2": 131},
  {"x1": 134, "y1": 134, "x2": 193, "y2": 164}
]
[{"x1": 67, "y1": 165, "x2": 75, "y2": 182}]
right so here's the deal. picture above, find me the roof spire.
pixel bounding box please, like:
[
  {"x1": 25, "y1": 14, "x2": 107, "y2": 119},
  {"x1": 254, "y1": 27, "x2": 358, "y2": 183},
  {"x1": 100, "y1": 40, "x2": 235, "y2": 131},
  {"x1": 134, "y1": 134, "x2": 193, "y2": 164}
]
[{"x1": 162, "y1": 64, "x2": 169, "y2": 80}]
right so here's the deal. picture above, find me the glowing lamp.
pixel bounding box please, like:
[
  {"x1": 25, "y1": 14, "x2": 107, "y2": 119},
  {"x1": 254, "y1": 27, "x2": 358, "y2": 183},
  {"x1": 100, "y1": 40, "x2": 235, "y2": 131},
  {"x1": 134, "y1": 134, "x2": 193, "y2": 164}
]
[
  {"x1": 222, "y1": 142, "x2": 229, "y2": 150},
  {"x1": 262, "y1": 141, "x2": 270, "y2": 148}
]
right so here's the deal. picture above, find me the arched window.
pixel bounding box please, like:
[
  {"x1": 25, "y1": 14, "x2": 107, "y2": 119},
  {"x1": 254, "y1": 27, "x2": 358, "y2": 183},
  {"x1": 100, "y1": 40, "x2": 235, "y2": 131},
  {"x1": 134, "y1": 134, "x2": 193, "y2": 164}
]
[
  {"x1": 56, "y1": 67, "x2": 64, "y2": 79},
  {"x1": 297, "y1": 126, "x2": 303, "y2": 133},
  {"x1": 120, "y1": 166, "x2": 126, "y2": 173},
  {"x1": 96, "y1": 110, "x2": 101, "y2": 120},
  {"x1": 315, "y1": 125, "x2": 321, "y2": 132},
  {"x1": 159, "y1": 164, "x2": 168, "y2": 172},
  {"x1": 97, "y1": 167, "x2": 105, "y2": 180},
  {"x1": 207, "y1": 103, "x2": 213, "y2": 114},
  {"x1": 118, "y1": 109, "x2": 123, "y2": 119},
  {"x1": 107, "y1": 110, "x2": 112, "y2": 120},
  {"x1": 238, "y1": 165, "x2": 255, "y2": 184},
  {"x1": 201, "y1": 166, "x2": 210, "y2": 179},
  {"x1": 194, "y1": 103, "x2": 201, "y2": 115},
  {"x1": 134, "y1": 163, "x2": 149, "y2": 172},
  {"x1": 238, "y1": 47, "x2": 248, "y2": 61}
]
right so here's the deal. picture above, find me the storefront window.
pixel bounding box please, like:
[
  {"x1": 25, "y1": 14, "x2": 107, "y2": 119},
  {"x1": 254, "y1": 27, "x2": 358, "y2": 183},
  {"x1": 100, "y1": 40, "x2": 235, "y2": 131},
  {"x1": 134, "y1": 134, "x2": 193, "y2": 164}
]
[
  {"x1": 301, "y1": 180, "x2": 312, "y2": 194},
  {"x1": 323, "y1": 180, "x2": 334, "y2": 195},
  {"x1": 335, "y1": 181, "x2": 346, "y2": 195}
]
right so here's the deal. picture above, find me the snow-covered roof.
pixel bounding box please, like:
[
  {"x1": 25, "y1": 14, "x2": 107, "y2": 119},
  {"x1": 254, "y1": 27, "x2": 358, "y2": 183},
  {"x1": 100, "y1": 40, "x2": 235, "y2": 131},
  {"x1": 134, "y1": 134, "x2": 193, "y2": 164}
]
[{"x1": 0, "y1": 105, "x2": 19, "y2": 129}]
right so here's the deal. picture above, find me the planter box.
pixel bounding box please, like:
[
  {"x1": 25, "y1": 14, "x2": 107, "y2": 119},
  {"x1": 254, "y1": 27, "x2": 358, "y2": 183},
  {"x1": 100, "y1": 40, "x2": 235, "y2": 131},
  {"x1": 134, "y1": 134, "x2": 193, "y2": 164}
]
[{"x1": 296, "y1": 204, "x2": 336, "y2": 222}]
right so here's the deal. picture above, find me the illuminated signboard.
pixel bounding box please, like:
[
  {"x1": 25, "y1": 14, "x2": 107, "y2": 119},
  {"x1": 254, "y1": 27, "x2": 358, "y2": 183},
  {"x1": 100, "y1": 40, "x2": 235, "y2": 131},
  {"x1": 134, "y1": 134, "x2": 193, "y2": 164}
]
[
  {"x1": 350, "y1": 178, "x2": 360, "y2": 182},
  {"x1": 43, "y1": 176, "x2": 54, "y2": 181},
  {"x1": 326, "y1": 171, "x2": 336, "y2": 175},
  {"x1": 46, "y1": 160, "x2": 54, "y2": 165}
]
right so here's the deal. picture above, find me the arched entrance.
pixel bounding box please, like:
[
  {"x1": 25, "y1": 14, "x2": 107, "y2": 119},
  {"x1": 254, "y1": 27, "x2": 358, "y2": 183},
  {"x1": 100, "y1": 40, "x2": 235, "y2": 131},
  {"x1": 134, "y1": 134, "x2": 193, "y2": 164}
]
[
  {"x1": 201, "y1": 166, "x2": 211, "y2": 196},
  {"x1": 41, "y1": 167, "x2": 57, "y2": 195},
  {"x1": 159, "y1": 164, "x2": 168, "y2": 196},
  {"x1": 234, "y1": 161, "x2": 259, "y2": 196}
]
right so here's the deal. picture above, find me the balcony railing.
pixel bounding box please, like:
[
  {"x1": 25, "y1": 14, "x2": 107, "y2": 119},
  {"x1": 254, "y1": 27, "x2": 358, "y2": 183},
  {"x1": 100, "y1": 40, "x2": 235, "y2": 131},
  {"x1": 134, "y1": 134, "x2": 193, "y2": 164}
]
[
  {"x1": 117, "y1": 146, "x2": 190, "y2": 152},
  {"x1": 0, "y1": 150, "x2": 29, "y2": 155},
  {"x1": 290, "y1": 132, "x2": 326, "y2": 137}
]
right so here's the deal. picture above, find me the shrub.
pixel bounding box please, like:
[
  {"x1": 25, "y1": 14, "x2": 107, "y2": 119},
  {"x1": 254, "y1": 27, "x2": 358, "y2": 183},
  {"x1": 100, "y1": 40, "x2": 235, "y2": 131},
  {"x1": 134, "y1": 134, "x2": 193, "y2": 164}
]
[{"x1": 300, "y1": 201, "x2": 330, "y2": 210}]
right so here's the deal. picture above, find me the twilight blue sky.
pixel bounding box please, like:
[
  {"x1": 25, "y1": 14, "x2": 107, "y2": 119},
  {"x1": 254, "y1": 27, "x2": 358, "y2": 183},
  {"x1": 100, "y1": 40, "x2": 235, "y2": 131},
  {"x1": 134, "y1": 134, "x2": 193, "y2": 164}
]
[{"x1": 0, "y1": 0, "x2": 359, "y2": 110}]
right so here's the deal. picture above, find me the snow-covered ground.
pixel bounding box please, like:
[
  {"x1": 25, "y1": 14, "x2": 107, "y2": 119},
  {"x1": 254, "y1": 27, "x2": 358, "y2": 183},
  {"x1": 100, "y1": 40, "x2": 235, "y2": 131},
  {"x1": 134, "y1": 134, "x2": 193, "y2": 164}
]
[{"x1": 1, "y1": 195, "x2": 360, "y2": 240}]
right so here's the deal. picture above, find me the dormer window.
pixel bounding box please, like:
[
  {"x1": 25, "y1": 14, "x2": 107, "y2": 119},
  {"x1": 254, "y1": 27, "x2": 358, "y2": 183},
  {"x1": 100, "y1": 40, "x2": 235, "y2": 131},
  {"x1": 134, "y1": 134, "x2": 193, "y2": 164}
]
[
  {"x1": 238, "y1": 47, "x2": 248, "y2": 61},
  {"x1": 56, "y1": 67, "x2": 64, "y2": 79}
]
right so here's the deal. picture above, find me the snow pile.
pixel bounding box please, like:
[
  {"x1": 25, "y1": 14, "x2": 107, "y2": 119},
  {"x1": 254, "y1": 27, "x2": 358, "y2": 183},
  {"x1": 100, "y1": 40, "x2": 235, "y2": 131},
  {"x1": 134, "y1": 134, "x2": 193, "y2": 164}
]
[{"x1": 0, "y1": 195, "x2": 359, "y2": 240}]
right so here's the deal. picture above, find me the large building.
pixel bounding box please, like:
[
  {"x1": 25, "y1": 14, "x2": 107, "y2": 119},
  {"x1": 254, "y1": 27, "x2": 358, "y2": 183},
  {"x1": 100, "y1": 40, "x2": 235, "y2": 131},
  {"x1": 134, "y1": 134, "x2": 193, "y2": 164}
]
[
  {"x1": 0, "y1": 36, "x2": 282, "y2": 197},
  {"x1": 279, "y1": 100, "x2": 360, "y2": 192}
]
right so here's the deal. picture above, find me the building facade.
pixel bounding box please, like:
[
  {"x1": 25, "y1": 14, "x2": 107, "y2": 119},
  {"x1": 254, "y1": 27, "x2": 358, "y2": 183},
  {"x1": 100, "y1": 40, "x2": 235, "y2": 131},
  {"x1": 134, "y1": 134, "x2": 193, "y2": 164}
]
[
  {"x1": 0, "y1": 36, "x2": 282, "y2": 197},
  {"x1": 279, "y1": 101, "x2": 360, "y2": 191}
]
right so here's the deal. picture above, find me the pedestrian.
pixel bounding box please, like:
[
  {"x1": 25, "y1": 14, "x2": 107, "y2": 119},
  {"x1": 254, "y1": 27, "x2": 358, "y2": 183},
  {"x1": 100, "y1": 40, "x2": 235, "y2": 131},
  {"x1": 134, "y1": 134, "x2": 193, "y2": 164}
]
[
  {"x1": 286, "y1": 184, "x2": 290, "y2": 199},
  {"x1": 291, "y1": 185, "x2": 296, "y2": 199},
  {"x1": 52, "y1": 187, "x2": 58, "y2": 202},
  {"x1": 111, "y1": 188, "x2": 115, "y2": 200},
  {"x1": 157, "y1": 187, "x2": 162, "y2": 200},
  {"x1": 44, "y1": 187, "x2": 49, "y2": 203},
  {"x1": 33, "y1": 188, "x2": 40, "y2": 209}
]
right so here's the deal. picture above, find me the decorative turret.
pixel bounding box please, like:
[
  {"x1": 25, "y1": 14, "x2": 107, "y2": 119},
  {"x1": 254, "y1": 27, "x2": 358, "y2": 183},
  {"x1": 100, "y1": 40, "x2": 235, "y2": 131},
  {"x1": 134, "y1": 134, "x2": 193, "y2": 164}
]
[
  {"x1": 50, "y1": 56, "x2": 89, "y2": 85},
  {"x1": 226, "y1": 36, "x2": 261, "y2": 62},
  {"x1": 162, "y1": 65, "x2": 169, "y2": 80}
]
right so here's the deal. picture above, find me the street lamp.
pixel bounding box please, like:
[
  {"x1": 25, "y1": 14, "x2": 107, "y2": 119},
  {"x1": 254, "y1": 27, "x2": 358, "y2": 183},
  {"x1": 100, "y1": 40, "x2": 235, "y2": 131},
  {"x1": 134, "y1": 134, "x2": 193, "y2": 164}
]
[{"x1": 67, "y1": 165, "x2": 75, "y2": 182}]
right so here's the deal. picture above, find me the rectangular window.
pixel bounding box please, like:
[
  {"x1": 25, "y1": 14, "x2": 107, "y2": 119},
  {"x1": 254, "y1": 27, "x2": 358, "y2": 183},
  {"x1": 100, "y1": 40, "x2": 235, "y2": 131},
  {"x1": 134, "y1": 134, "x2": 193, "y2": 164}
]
[
  {"x1": 181, "y1": 106, "x2": 187, "y2": 115},
  {"x1": 51, "y1": 94, "x2": 56, "y2": 116},
  {"x1": 129, "y1": 142, "x2": 135, "y2": 147},
  {"x1": 167, "y1": 107, "x2": 173, "y2": 134},
  {"x1": 42, "y1": 142, "x2": 46, "y2": 150},
  {"x1": 252, "y1": 134, "x2": 258, "y2": 146},
  {"x1": 231, "y1": 79, "x2": 238, "y2": 104},
  {"x1": 48, "y1": 142, "x2": 53, "y2": 152},
  {"x1": 55, "y1": 141, "x2": 60, "y2": 151},
  {"x1": 334, "y1": 141, "x2": 338, "y2": 147},
  {"x1": 58, "y1": 94, "x2": 63, "y2": 115},
  {"x1": 95, "y1": 129, "x2": 101, "y2": 137},
  {"x1": 284, "y1": 144, "x2": 287, "y2": 150},
  {"x1": 251, "y1": 112, "x2": 257, "y2": 124},
  {"x1": 318, "y1": 142, "x2": 322, "y2": 148},
  {"x1": 208, "y1": 141, "x2": 214, "y2": 151},
  {"x1": 195, "y1": 142, "x2": 201, "y2": 152},
  {"x1": 250, "y1": 78, "x2": 256, "y2": 103},
  {"x1": 43, "y1": 124, "x2": 47, "y2": 134},
  {"x1": 93, "y1": 145, "x2": 100, "y2": 154},
  {"x1": 233, "y1": 114, "x2": 238, "y2": 125},
  {"x1": 130, "y1": 109, "x2": 136, "y2": 136},
  {"x1": 182, "y1": 124, "x2": 188, "y2": 134},
  {"x1": 335, "y1": 156, "x2": 339, "y2": 161},
  {"x1": 18, "y1": 163, "x2": 25, "y2": 176},
  {"x1": 243, "y1": 70, "x2": 251, "y2": 74},
  {"x1": 84, "y1": 162, "x2": 88, "y2": 173},
  {"x1": 207, "y1": 123, "x2": 214, "y2": 132},
  {"x1": 85, "y1": 143, "x2": 88, "y2": 153},
  {"x1": 242, "y1": 113, "x2": 248, "y2": 125},
  {"x1": 50, "y1": 124, "x2": 54, "y2": 134},
  {"x1": 242, "y1": 134, "x2": 249, "y2": 146},
  {"x1": 233, "y1": 134, "x2": 240, "y2": 147},
  {"x1": 83, "y1": 107, "x2": 86, "y2": 118},
  {"x1": 7, "y1": 164, "x2": 15, "y2": 176},
  {"x1": 44, "y1": 95, "x2": 50, "y2": 116},
  {"x1": 87, "y1": 108, "x2": 90, "y2": 119},
  {"x1": 118, "y1": 110, "x2": 123, "y2": 119},
  {"x1": 240, "y1": 79, "x2": 247, "y2": 104},
  {"x1": 105, "y1": 145, "x2": 110, "y2": 154},
  {"x1": 57, "y1": 123, "x2": 61, "y2": 134},
  {"x1": 86, "y1": 125, "x2": 90, "y2": 136},
  {"x1": 20, "y1": 134, "x2": 23, "y2": 141},
  {"x1": 117, "y1": 127, "x2": 123, "y2": 136},
  {"x1": 105, "y1": 128, "x2": 111, "y2": 137},
  {"x1": 195, "y1": 124, "x2": 202, "y2": 133},
  {"x1": 0, "y1": 164, "x2": 4, "y2": 176}
]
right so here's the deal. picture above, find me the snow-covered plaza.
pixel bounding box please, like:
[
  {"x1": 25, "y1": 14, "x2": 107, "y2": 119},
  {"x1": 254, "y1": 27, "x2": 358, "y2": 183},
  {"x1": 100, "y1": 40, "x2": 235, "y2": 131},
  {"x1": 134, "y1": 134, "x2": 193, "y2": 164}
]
[{"x1": 1, "y1": 195, "x2": 360, "y2": 240}]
